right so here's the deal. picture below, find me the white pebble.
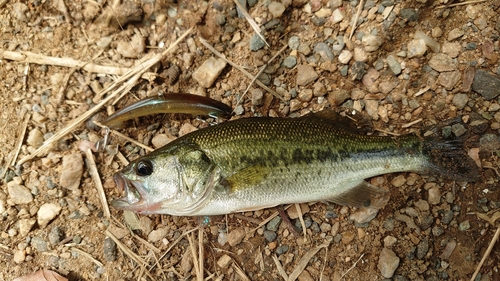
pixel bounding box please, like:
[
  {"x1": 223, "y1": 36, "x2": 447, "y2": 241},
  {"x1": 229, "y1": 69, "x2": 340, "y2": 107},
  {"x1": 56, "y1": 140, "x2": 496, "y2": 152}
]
[
  {"x1": 27, "y1": 128, "x2": 44, "y2": 148},
  {"x1": 37, "y1": 203, "x2": 62, "y2": 228},
  {"x1": 362, "y1": 34, "x2": 383, "y2": 52},
  {"x1": 192, "y1": 57, "x2": 227, "y2": 88},
  {"x1": 268, "y1": 2, "x2": 286, "y2": 17},
  {"x1": 338, "y1": 50, "x2": 353, "y2": 64},
  {"x1": 331, "y1": 8, "x2": 344, "y2": 24}
]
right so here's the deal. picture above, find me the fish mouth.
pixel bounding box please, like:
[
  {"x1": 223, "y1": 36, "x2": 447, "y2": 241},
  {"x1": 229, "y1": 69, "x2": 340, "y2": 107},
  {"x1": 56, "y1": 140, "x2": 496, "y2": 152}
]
[{"x1": 111, "y1": 172, "x2": 150, "y2": 211}]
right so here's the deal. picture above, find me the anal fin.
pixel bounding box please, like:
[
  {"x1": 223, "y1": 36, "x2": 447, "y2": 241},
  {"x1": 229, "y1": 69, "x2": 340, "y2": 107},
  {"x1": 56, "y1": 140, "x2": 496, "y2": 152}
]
[{"x1": 326, "y1": 181, "x2": 390, "y2": 209}]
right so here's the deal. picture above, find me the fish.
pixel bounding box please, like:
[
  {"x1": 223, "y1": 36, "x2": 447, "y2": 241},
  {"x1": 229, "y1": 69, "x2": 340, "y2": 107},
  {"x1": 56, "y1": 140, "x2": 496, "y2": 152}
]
[
  {"x1": 111, "y1": 110, "x2": 480, "y2": 215},
  {"x1": 102, "y1": 93, "x2": 232, "y2": 128}
]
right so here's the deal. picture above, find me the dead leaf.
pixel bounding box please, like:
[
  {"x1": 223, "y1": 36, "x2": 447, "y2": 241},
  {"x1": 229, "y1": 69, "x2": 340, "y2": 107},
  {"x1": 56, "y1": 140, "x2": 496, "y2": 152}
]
[{"x1": 13, "y1": 270, "x2": 67, "y2": 281}]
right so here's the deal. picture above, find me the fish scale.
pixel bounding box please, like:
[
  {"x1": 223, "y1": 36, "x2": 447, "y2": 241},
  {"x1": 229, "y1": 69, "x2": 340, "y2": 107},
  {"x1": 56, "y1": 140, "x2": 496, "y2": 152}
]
[{"x1": 111, "y1": 110, "x2": 479, "y2": 215}]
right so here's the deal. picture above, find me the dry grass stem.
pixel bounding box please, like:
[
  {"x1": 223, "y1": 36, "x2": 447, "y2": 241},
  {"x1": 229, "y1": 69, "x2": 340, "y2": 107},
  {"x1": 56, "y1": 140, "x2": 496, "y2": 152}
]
[
  {"x1": 250, "y1": 205, "x2": 292, "y2": 233},
  {"x1": 232, "y1": 262, "x2": 251, "y2": 281},
  {"x1": 16, "y1": 28, "x2": 192, "y2": 165},
  {"x1": 470, "y1": 226, "x2": 500, "y2": 281},
  {"x1": 295, "y1": 204, "x2": 307, "y2": 238},
  {"x1": 198, "y1": 228, "x2": 204, "y2": 281},
  {"x1": 84, "y1": 148, "x2": 111, "y2": 218},
  {"x1": 437, "y1": 0, "x2": 487, "y2": 9},
  {"x1": 349, "y1": 0, "x2": 364, "y2": 40},
  {"x1": 1, "y1": 113, "x2": 30, "y2": 180},
  {"x1": 340, "y1": 253, "x2": 365, "y2": 279},
  {"x1": 116, "y1": 151, "x2": 130, "y2": 166},
  {"x1": 233, "y1": 0, "x2": 269, "y2": 47},
  {"x1": 133, "y1": 235, "x2": 161, "y2": 254},
  {"x1": 374, "y1": 128, "x2": 400, "y2": 136},
  {"x1": 0, "y1": 49, "x2": 129, "y2": 75},
  {"x1": 91, "y1": 121, "x2": 156, "y2": 152},
  {"x1": 401, "y1": 118, "x2": 422, "y2": 128},
  {"x1": 199, "y1": 37, "x2": 283, "y2": 101},
  {"x1": 319, "y1": 247, "x2": 328, "y2": 281},
  {"x1": 187, "y1": 232, "x2": 202, "y2": 280},
  {"x1": 71, "y1": 248, "x2": 104, "y2": 267},
  {"x1": 272, "y1": 254, "x2": 289, "y2": 280},
  {"x1": 154, "y1": 226, "x2": 200, "y2": 269},
  {"x1": 288, "y1": 241, "x2": 330, "y2": 281},
  {"x1": 414, "y1": 86, "x2": 431, "y2": 97}
]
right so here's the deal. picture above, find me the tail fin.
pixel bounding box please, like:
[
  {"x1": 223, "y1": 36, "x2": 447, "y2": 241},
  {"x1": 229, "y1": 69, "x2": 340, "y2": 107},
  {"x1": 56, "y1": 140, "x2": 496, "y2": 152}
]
[{"x1": 421, "y1": 117, "x2": 480, "y2": 182}]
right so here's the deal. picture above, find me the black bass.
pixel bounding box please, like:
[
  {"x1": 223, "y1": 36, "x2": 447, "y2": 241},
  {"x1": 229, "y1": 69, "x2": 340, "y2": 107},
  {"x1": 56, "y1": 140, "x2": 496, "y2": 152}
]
[
  {"x1": 111, "y1": 110, "x2": 479, "y2": 215},
  {"x1": 102, "y1": 94, "x2": 231, "y2": 128}
]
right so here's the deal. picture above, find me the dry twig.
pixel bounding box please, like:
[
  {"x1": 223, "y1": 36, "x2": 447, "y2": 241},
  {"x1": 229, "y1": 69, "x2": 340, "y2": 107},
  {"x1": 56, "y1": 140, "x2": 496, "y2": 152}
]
[
  {"x1": 436, "y1": 0, "x2": 487, "y2": 9},
  {"x1": 71, "y1": 248, "x2": 104, "y2": 267},
  {"x1": 470, "y1": 227, "x2": 500, "y2": 281},
  {"x1": 1, "y1": 113, "x2": 30, "y2": 180},
  {"x1": 340, "y1": 253, "x2": 365, "y2": 279},
  {"x1": 84, "y1": 148, "x2": 111, "y2": 218},
  {"x1": 233, "y1": 0, "x2": 269, "y2": 47},
  {"x1": 349, "y1": 0, "x2": 364, "y2": 40},
  {"x1": 288, "y1": 241, "x2": 330, "y2": 281}
]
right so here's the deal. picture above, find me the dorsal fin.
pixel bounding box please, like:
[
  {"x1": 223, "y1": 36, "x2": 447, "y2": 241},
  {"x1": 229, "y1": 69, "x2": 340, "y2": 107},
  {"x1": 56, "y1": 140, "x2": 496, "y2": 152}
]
[{"x1": 302, "y1": 108, "x2": 374, "y2": 134}]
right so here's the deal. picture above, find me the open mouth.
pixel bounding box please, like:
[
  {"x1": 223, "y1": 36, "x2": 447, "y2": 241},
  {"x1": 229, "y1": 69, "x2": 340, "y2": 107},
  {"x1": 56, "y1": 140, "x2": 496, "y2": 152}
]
[{"x1": 111, "y1": 172, "x2": 144, "y2": 209}]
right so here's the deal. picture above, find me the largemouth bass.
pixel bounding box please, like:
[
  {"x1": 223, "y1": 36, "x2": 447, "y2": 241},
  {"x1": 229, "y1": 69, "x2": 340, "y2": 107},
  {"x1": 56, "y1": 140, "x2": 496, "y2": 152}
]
[{"x1": 111, "y1": 110, "x2": 479, "y2": 215}]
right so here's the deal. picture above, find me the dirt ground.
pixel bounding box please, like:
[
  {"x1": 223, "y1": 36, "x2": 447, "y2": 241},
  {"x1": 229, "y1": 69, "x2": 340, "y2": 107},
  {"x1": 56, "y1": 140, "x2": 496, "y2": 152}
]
[{"x1": 1, "y1": 0, "x2": 499, "y2": 280}]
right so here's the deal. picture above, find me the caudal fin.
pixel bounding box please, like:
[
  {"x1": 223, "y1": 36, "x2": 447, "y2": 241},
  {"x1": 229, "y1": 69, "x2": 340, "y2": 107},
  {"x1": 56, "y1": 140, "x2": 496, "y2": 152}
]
[{"x1": 422, "y1": 117, "x2": 480, "y2": 182}]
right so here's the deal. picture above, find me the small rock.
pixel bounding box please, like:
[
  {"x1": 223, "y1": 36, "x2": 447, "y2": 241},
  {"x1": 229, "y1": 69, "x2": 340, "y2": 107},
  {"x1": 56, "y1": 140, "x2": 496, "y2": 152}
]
[
  {"x1": 59, "y1": 153, "x2": 84, "y2": 193},
  {"x1": 428, "y1": 53, "x2": 456, "y2": 72},
  {"x1": 418, "y1": 214, "x2": 434, "y2": 230},
  {"x1": 442, "y1": 210, "x2": 454, "y2": 225},
  {"x1": 96, "y1": 36, "x2": 112, "y2": 49},
  {"x1": 391, "y1": 175, "x2": 406, "y2": 187},
  {"x1": 296, "y1": 65, "x2": 319, "y2": 86},
  {"x1": 103, "y1": 237, "x2": 117, "y2": 261},
  {"x1": 276, "y1": 245, "x2": 289, "y2": 255},
  {"x1": 249, "y1": 33, "x2": 266, "y2": 51},
  {"x1": 266, "y1": 216, "x2": 282, "y2": 231},
  {"x1": 180, "y1": 250, "x2": 193, "y2": 273},
  {"x1": 217, "y1": 254, "x2": 232, "y2": 268},
  {"x1": 327, "y1": 89, "x2": 350, "y2": 106},
  {"x1": 349, "y1": 208, "x2": 379, "y2": 224},
  {"x1": 298, "y1": 270, "x2": 314, "y2": 281},
  {"x1": 362, "y1": 34, "x2": 383, "y2": 52},
  {"x1": 416, "y1": 238, "x2": 429, "y2": 259},
  {"x1": 471, "y1": 70, "x2": 500, "y2": 100},
  {"x1": 215, "y1": 14, "x2": 226, "y2": 25},
  {"x1": 268, "y1": 2, "x2": 286, "y2": 17},
  {"x1": 379, "y1": 81, "x2": 396, "y2": 95},
  {"x1": 313, "y1": 81, "x2": 327, "y2": 97},
  {"x1": 384, "y1": 236, "x2": 397, "y2": 247},
  {"x1": 331, "y1": 8, "x2": 344, "y2": 24},
  {"x1": 234, "y1": 104, "x2": 245, "y2": 115},
  {"x1": 451, "y1": 123, "x2": 467, "y2": 137},
  {"x1": 148, "y1": 227, "x2": 169, "y2": 242},
  {"x1": 314, "y1": 42, "x2": 334, "y2": 61},
  {"x1": 31, "y1": 236, "x2": 48, "y2": 252},
  {"x1": 459, "y1": 220, "x2": 470, "y2": 231},
  {"x1": 37, "y1": 203, "x2": 62, "y2": 228},
  {"x1": 386, "y1": 55, "x2": 401, "y2": 75},
  {"x1": 283, "y1": 56, "x2": 297, "y2": 68},
  {"x1": 18, "y1": 219, "x2": 36, "y2": 237},
  {"x1": 12, "y1": 3, "x2": 29, "y2": 22},
  {"x1": 13, "y1": 250, "x2": 26, "y2": 264},
  {"x1": 192, "y1": 57, "x2": 227, "y2": 88},
  {"x1": 298, "y1": 89, "x2": 313, "y2": 102},
  {"x1": 378, "y1": 248, "x2": 400, "y2": 278},
  {"x1": 447, "y1": 28, "x2": 465, "y2": 41},
  {"x1": 354, "y1": 47, "x2": 368, "y2": 62},
  {"x1": 438, "y1": 70, "x2": 461, "y2": 90},
  {"x1": 364, "y1": 99, "x2": 379, "y2": 120},
  {"x1": 7, "y1": 182, "x2": 33, "y2": 205},
  {"x1": 338, "y1": 50, "x2": 353, "y2": 64},
  {"x1": 27, "y1": 128, "x2": 44, "y2": 148},
  {"x1": 116, "y1": 33, "x2": 146, "y2": 58},
  {"x1": 414, "y1": 199, "x2": 429, "y2": 212},
  {"x1": 48, "y1": 226, "x2": 62, "y2": 245},
  {"x1": 399, "y1": 8, "x2": 418, "y2": 21},
  {"x1": 452, "y1": 93, "x2": 469, "y2": 109},
  {"x1": 152, "y1": 134, "x2": 174, "y2": 149},
  {"x1": 251, "y1": 89, "x2": 264, "y2": 106},
  {"x1": 428, "y1": 186, "x2": 441, "y2": 205},
  {"x1": 288, "y1": 36, "x2": 300, "y2": 49},
  {"x1": 227, "y1": 227, "x2": 246, "y2": 246},
  {"x1": 407, "y1": 39, "x2": 427, "y2": 58},
  {"x1": 315, "y1": 8, "x2": 332, "y2": 18},
  {"x1": 263, "y1": 230, "x2": 277, "y2": 242},
  {"x1": 441, "y1": 42, "x2": 461, "y2": 58},
  {"x1": 289, "y1": 99, "x2": 302, "y2": 112}
]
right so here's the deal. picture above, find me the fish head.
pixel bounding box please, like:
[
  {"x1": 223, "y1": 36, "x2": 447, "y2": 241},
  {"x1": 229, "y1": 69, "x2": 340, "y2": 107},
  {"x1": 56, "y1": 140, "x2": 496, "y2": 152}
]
[{"x1": 111, "y1": 146, "x2": 218, "y2": 215}]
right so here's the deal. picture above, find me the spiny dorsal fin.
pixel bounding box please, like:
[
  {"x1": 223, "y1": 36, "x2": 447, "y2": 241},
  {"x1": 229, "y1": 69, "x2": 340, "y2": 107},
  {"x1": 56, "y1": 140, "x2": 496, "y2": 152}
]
[
  {"x1": 303, "y1": 108, "x2": 374, "y2": 134},
  {"x1": 326, "y1": 180, "x2": 390, "y2": 209}
]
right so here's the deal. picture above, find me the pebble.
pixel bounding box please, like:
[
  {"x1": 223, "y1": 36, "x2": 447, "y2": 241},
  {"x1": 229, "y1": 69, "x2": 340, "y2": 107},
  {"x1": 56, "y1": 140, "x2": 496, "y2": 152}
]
[
  {"x1": 314, "y1": 42, "x2": 334, "y2": 61},
  {"x1": 315, "y1": 8, "x2": 332, "y2": 18},
  {"x1": 459, "y1": 220, "x2": 470, "y2": 231},
  {"x1": 480, "y1": 134, "x2": 500, "y2": 151},
  {"x1": 447, "y1": 28, "x2": 465, "y2": 41},
  {"x1": 428, "y1": 186, "x2": 441, "y2": 205},
  {"x1": 251, "y1": 88, "x2": 264, "y2": 106},
  {"x1": 268, "y1": 2, "x2": 286, "y2": 17},
  {"x1": 192, "y1": 57, "x2": 227, "y2": 88},
  {"x1": 354, "y1": 47, "x2": 368, "y2": 62},
  {"x1": 7, "y1": 182, "x2": 33, "y2": 205},
  {"x1": 414, "y1": 31, "x2": 440, "y2": 53},
  {"x1": 438, "y1": 70, "x2": 461, "y2": 90},
  {"x1": 441, "y1": 42, "x2": 461, "y2": 58},
  {"x1": 59, "y1": 153, "x2": 84, "y2": 193},
  {"x1": 148, "y1": 227, "x2": 169, "y2": 242},
  {"x1": 383, "y1": 236, "x2": 397, "y2": 247},
  {"x1": 298, "y1": 89, "x2": 313, "y2": 102},
  {"x1": 288, "y1": 36, "x2": 300, "y2": 49},
  {"x1": 428, "y1": 53, "x2": 456, "y2": 72},
  {"x1": 152, "y1": 134, "x2": 174, "y2": 149},
  {"x1": 263, "y1": 230, "x2": 277, "y2": 242},
  {"x1": 414, "y1": 199, "x2": 429, "y2": 212},
  {"x1": 37, "y1": 203, "x2": 62, "y2": 228},
  {"x1": 407, "y1": 39, "x2": 427, "y2": 58},
  {"x1": 96, "y1": 36, "x2": 112, "y2": 49},
  {"x1": 31, "y1": 236, "x2": 48, "y2": 252},
  {"x1": 418, "y1": 214, "x2": 434, "y2": 230},
  {"x1": 217, "y1": 254, "x2": 232, "y2": 268},
  {"x1": 249, "y1": 33, "x2": 266, "y2": 51},
  {"x1": 331, "y1": 8, "x2": 345, "y2": 24},
  {"x1": 296, "y1": 65, "x2": 318, "y2": 86},
  {"x1": 416, "y1": 238, "x2": 429, "y2": 259},
  {"x1": 365, "y1": 99, "x2": 379, "y2": 120},
  {"x1": 327, "y1": 89, "x2": 350, "y2": 106},
  {"x1": 391, "y1": 175, "x2": 406, "y2": 187},
  {"x1": 378, "y1": 248, "x2": 400, "y2": 278},
  {"x1": 338, "y1": 50, "x2": 353, "y2": 64},
  {"x1": 349, "y1": 208, "x2": 379, "y2": 224},
  {"x1": 103, "y1": 237, "x2": 117, "y2": 261},
  {"x1": 13, "y1": 250, "x2": 26, "y2": 264},
  {"x1": 289, "y1": 99, "x2": 302, "y2": 112},
  {"x1": 18, "y1": 218, "x2": 36, "y2": 237},
  {"x1": 399, "y1": 8, "x2": 418, "y2": 21},
  {"x1": 432, "y1": 226, "x2": 444, "y2": 237},
  {"x1": 227, "y1": 227, "x2": 246, "y2": 246},
  {"x1": 386, "y1": 55, "x2": 401, "y2": 75},
  {"x1": 276, "y1": 245, "x2": 289, "y2": 255},
  {"x1": 451, "y1": 123, "x2": 467, "y2": 137},
  {"x1": 116, "y1": 33, "x2": 145, "y2": 58},
  {"x1": 472, "y1": 70, "x2": 500, "y2": 100},
  {"x1": 362, "y1": 34, "x2": 383, "y2": 52},
  {"x1": 48, "y1": 226, "x2": 62, "y2": 245},
  {"x1": 452, "y1": 93, "x2": 469, "y2": 109},
  {"x1": 12, "y1": 3, "x2": 29, "y2": 22},
  {"x1": 442, "y1": 210, "x2": 454, "y2": 225},
  {"x1": 283, "y1": 56, "x2": 297, "y2": 68},
  {"x1": 266, "y1": 216, "x2": 282, "y2": 231},
  {"x1": 313, "y1": 82, "x2": 327, "y2": 97},
  {"x1": 27, "y1": 128, "x2": 44, "y2": 148},
  {"x1": 215, "y1": 14, "x2": 226, "y2": 26}
]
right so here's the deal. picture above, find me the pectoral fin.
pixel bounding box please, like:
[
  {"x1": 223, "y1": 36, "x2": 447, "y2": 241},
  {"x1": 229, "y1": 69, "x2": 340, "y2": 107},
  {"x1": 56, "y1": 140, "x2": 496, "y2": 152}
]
[
  {"x1": 223, "y1": 166, "x2": 270, "y2": 192},
  {"x1": 326, "y1": 181, "x2": 389, "y2": 209}
]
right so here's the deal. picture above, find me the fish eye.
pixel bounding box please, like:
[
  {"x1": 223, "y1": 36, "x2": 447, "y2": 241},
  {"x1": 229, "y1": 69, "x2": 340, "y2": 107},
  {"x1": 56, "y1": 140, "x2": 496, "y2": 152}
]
[{"x1": 136, "y1": 160, "x2": 153, "y2": 176}]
